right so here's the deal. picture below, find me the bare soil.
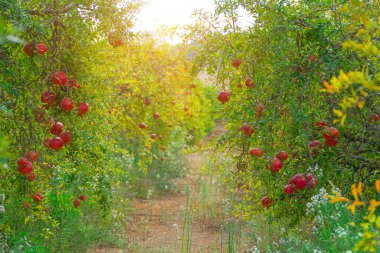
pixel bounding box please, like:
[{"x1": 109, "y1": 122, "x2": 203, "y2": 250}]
[{"x1": 90, "y1": 125, "x2": 228, "y2": 253}]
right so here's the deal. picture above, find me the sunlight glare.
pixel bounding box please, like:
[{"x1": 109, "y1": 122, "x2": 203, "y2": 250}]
[{"x1": 134, "y1": 0, "x2": 215, "y2": 43}]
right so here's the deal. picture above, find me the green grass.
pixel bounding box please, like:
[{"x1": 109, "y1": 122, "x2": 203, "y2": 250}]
[
  {"x1": 1, "y1": 191, "x2": 128, "y2": 253},
  {"x1": 181, "y1": 186, "x2": 192, "y2": 253}
]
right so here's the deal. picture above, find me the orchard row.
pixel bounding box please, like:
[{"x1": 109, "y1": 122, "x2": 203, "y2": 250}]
[
  {"x1": 17, "y1": 42, "x2": 90, "y2": 208},
  {"x1": 217, "y1": 58, "x2": 378, "y2": 209}
]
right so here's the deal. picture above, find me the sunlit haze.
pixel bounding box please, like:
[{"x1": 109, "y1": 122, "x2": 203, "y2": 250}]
[
  {"x1": 134, "y1": 0, "x2": 215, "y2": 35},
  {"x1": 134, "y1": 0, "x2": 252, "y2": 44}
]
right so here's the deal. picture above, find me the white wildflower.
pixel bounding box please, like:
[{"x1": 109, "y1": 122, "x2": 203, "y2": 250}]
[
  {"x1": 335, "y1": 226, "x2": 348, "y2": 238},
  {"x1": 250, "y1": 246, "x2": 261, "y2": 253},
  {"x1": 147, "y1": 189, "x2": 154, "y2": 200},
  {"x1": 309, "y1": 164, "x2": 323, "y2": 177}
]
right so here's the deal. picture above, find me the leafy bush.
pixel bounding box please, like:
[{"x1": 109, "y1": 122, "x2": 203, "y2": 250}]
[
  {"x1": 187, "y1": 0, "x2": 380, "y2": 227},
  {"x1": 0, "y1": 0, "x2": 217, "y2": 251},
  {"x1": 246, "y1": 187, "x2": 362, "y2": 253}
]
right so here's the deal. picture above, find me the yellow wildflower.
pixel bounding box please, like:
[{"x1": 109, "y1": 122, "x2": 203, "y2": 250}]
[
  {"x1": 368, "y1": 200, "x2": 380, "y2": 212},
  {"x1": 329, "y1": 196, "x2": 350, "y2": 204},
  {"x1": 348, "y1": 200, "x2": 365, "y2": 215},
  {"x1": 323, "y1": 81, "x2": 334, "y2": 91},
  {"x1": 351, "y1": 182, "x2": 363, "y2": 201},
  {"x1": 375, "y1": 180, "x2": 380, "y2": 193}
]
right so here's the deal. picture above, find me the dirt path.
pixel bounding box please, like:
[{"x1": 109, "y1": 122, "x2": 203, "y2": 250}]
[
  {"x1": 91, "y1": 125, "x2": 228, "y2": 253},
  {"x1": 124, "y1": 125, "x2": 227, "y2": 252}
]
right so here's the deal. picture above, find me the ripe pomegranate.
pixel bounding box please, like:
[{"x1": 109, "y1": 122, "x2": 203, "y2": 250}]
[
  {"x1": 184, "y1": 90, "x2": 191, "y2": 96},
  {"x1": 108, "y1": 32, "x2": 123, "y2": 47},
  {"x1": 183, "y1": 106, "x2": 189, "y2": 112},
  {"x1": 115, "y1": 39, "x2": 123, "y2": 47},
  {"x1": 60, "y1": 131, "x2": 73, "y2": 145},
  {"x1": 270, "y1": 158, "x2": 282, "y2": 173},
  {"x1": 40, "y1": 91, "x2": 57, "y2": 107},
  {"x1": 291, "y1": 174, "x2": 307, "y2": 190},
  {"x1": 17, "y1": 157, "x2": 29, "y2": 166},
  {"x1": 323, "y1": 127, "x2": 339, "y2": 139},
  {"x1": 151, "y1": 133, "x2": 157, "y2": 139},
  {"x1": 217, "y1": 91, "x2": 230, "y2": 103},
  {"x1": 171, "y1": 101, "x2": 176, "y2": 105},
  {"x1": 51, "y1": 72, "x2": 68, "y2": 86},
  {"x1": 17, "y1": 158, "x2": 33, "y2": 175},
  {"x1": 255, "y1": 103, "x2": 264, "y2": 118},
  {"x1": 245, "y1": 78, "x2": 255, "y2": 88},
  {"x1": 328, "y1": 127, "x2": 339, "y2": 137},
  {"x1": 309, "y1": 140, "x2": 322, "y2": 155},
  {"x1": 275, "y1": 151, "x2": 289, "y2": 161},
  {"x1": 370, "y1": 113, "x2": 379, "y2": 122},
  {"x1": 73, "y1": 199, "x2": 81, "y2": 208},
  {"x1": 27, "y1": 172, "x2": 36, "y2": 181},
  {"x1": 189, "y1": 84, "x2": 196, "y2": 89},
  {"x1": 241, "y1": 123, "x2": 255, "y2": 137},
  {"x1": 79, "y1": 195, "x2": 86, "y2": 201},
  {"x1": 309, "y1": 54, "x2": 316, "y2": 61},
  {"x1": 139, "y1": 123, "x2": 146, "y2": 129},
  {"x1": 22, "y1": 202, "x2": 31, "y2": 209},
  {"x1": 32, "y1": 193, "x2": 43, "y2": 203},
  {"x1": 316, "y1": 121, "x2": 327, "y2": 128},
  {"x1": 35, "y1": 43, "x2": 48, "y2": 55},
  {"x1": 27, "y1": 151, "x2": 38, "y2": 162},
  {"x1": 78, "y1": 102, "x2": 89, "y2": 115},
  {"x1": 306, "y1": 173, "x2": 318, "y2": 189},
  {"x1": 153, "y1": 112, "x2": 160, "y2": 119},
  {"x1": 144, "y1": 97, "x2": 152, "y2": 106},
  {"x1": 325, "y1": 137, "x2": 338, "y2": 147},
  {"x1": 23, "y1": 43, "x2": 34, "y2": 56},
  {"x1": 249, "y1": 148, "x2": 264, "y2": 157},
  {"x1": 261, "y1": 196, "x2": 271, "y2": 208},
  {"x1": 68, "y1": 79, "x2": 80, "y2": 88},
  {"x1": 50, "y1": 122, "x2": 64, "y2": 135},
  {"x1": 232, "y1": 58, "x2": 242, "y2": 68},
  {"x1": 49, "y1": 137, "x2": 64, "y2": 151},
  {"x1": 309, "y1": 140, "x2": 322, "y2": 149},
  {"x1": 284, "y1": 184, "x2": 296, "y2": 194},
  {"x1": 60, "y1": 97, "x2": 75, "y2": 112}
]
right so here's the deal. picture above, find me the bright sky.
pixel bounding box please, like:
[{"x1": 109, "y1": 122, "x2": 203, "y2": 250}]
[
  {"x1": 134, "y1": 0, "x2": 215, "y2": 33},
  {"x1": 133, "y1": 0, "x2": 253, "y2": 44}
]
